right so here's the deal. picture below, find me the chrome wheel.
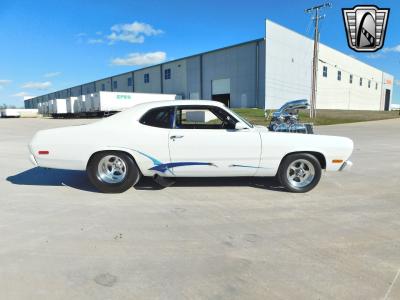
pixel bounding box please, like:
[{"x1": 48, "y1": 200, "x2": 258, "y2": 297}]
[
  {"x1": 286, "y1": 159, "x2": 315, "y2": 188},
  {"x1": 97, "y1": 155, "x2": 127, "y2": 184}
]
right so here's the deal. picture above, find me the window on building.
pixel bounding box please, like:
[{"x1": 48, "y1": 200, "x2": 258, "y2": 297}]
[
  {"x1": 128, "y1": 77, "x2": 132, "y2": 87},
  {"x1": 322, "y1": 66, "x2": 328, "y2": 77},
  {"x1": 101, "y1": 84, "x2": 105, "y2": 91},
  {"x1": 139, "y1": 107, "x2": 174, "y2": 128},
  {"x1": 368, "y1": 80, "x2": 371, "y2": 88},
  {"x1": 164, "y1": 68, "x2": 171, "y2": 80},
  {"x1": 337, "y1": 71, "x2": 342, "y2": 81},
  {"x1": 349, "y1": 74, "x2": 353, "y2": 84},
  {"x1": 360, "y1": 78, "x2": 363, "y2": 86},
  {"x1": 113, "y1": 81, "x2": 117, "y2": 89},
  {"x1": 144, "y1": 73, "x2": 150, "y2": 83},
  {"x1": 376, "y1": 82, "x2": 378, "y2": 90}
]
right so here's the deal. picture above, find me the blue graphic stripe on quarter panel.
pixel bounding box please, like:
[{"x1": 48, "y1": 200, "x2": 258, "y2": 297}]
[{"x1": 132, "y1": 149, "x2": 163, "y2": 166}]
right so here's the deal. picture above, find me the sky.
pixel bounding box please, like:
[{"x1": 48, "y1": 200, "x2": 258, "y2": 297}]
[{"x1": 0, "y1": 0, "x2": 399, "y2": 107}]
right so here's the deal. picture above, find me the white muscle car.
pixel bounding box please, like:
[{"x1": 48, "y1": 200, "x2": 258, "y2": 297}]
[{"x1": 29, "y1": 100, "x2": 353, "y2": 193}]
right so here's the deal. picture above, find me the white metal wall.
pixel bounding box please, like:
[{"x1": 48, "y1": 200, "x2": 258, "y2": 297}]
[
  {"x1": 265, "y1": 20, "x2": 313, "y2": 109},
  {"x1": 265, "y1": 20, "x2": 394, "y2": 110}
]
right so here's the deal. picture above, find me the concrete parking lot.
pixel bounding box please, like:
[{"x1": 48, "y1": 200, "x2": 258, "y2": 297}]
[{"x1": 0, "y1": 117, "x2": 399, "y2": 300}]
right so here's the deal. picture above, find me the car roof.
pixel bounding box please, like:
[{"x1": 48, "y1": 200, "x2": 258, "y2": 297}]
[
  {"x1": 131, "y1": 99, "x2": 226, "y2": 110},
  {"x1": 98, "y1": 99, "x2": 228, "y2": 123}
]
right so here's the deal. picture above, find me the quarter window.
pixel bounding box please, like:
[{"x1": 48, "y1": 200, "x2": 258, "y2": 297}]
[
  {"x1": 350, "y1": 74, "x2": 353, "y2": 84},
  {"x1": 139, "y1": 107, "x2": 174, "y2": 128},
  {"x1": 322, "y1": 66, "x2": 328, "y2": 77},
  {"x1": 360, "y1": 78, "x2": 363, "y2": 86},
  {"x1": 337, "y1": 71, "x2": 341, "y2": 81}
]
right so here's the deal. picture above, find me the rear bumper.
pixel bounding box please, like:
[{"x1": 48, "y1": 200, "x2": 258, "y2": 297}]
[{"x1": 339, "y1": 160, "x2": 353, "y2": 171}]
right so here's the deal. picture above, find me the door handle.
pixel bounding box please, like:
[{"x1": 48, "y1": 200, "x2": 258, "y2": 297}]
[{"x1": 170, "y1": 135, "x2": 184, "y2": 140}]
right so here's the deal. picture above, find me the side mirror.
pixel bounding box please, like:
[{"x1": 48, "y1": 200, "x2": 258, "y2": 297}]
[{"x1": 235, "y1": 122, "x2": 248, "y2": 130}]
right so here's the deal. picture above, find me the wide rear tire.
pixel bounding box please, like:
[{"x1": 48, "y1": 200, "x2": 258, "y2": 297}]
[
  {"x1": 278, "y1": 153, "x2": 321, "y2": 193},
  {"x1": 87, "y1": 151, "x2": 141, "y2": 193}
]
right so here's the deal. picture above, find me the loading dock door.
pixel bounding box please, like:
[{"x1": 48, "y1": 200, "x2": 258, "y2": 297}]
[
  {"x1": 384, "y1": 89, "x2": 391, "y2": 111},
  {"x1": 212, "y1": 79, "x2": 230, "y2": 107}
]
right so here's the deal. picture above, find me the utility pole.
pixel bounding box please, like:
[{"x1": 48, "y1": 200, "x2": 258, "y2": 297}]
[{"x1": 305, "y1": 2, "x2": 332, "y2": 118}]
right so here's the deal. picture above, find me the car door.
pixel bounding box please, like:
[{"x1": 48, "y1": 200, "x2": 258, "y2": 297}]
[{"x1": 168, "y1": 105, "x2": 261, "y2": 176}]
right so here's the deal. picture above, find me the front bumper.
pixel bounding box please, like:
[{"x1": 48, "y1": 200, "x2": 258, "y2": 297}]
[
  {"x1": 339, "y1": 160, "x2": 353, "y2": 171},
  {"x1": 29, "y1": 154, "x2": 38, "y2": 166}
]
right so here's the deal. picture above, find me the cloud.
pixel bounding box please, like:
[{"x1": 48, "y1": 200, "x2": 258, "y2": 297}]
[
  {"x1": 366, "y1": 53, "x2": 383, "y2": 59},
  {"x1": 88, "y1": 38, "x2": 104, "y2": 44},
  {"x1": 75, "y1": 32, "x2": 87, "y2": 37},
  {"x1": 21, "y1": 81, "x2": 52, "y2": 90},
  {"x1": 44, "y1": 72, "x2": 61, "y2": 78},
  {"x1": 111, "y1": 51, "x2": 167, "y2": 66},
  {"x1": 383, "y1": 45, "x2": 400, "y2": 53},
  {"x1": 0, "y1": 79, "x2": 12, "y2": 88},
  {"x1": 96, "y1": 31, "x2": 103, "y2": 35},
  {"x1": 12, "y1": 91, "x2": 30, "y2": 97},
  {"x1": 107, "y1": 21, "x2": 163, "y2": 44}
]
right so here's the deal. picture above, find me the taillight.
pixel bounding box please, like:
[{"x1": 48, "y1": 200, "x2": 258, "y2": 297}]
[{"x1": 38, "y1": 150, "x2": 49, "y2": 155}]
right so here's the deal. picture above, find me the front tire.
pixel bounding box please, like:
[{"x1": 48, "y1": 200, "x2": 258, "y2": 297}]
[
  {"x1": 87, "y1": 151, "x2": 141, "y2": 193},
  {"x1": 278, "y1": 153, "x2": 321, "y2": 193}
]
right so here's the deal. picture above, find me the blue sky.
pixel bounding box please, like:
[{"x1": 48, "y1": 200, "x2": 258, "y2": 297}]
[{"x1": 0, "y1": 0, "x2": 398, "y2": 107}]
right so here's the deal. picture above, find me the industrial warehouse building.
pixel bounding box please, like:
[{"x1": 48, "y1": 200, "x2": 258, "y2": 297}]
[{"x1": 25, "y1": 20, "x2": 394, "y2": 111}]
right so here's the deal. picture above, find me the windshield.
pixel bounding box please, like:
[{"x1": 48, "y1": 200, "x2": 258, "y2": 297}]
[{"x1": 226, "y1": 108, "x2": 254, "y2": 128}]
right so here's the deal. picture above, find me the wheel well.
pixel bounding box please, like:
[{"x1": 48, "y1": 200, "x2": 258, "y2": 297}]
[
  {"x1": 86, "y1": 150, "x2": 137, "y2": 169},
  {"x1": 281, "y1": 151, "x2": 326, "y2": 169}
]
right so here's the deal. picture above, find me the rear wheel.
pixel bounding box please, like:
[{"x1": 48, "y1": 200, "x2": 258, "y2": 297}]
[
  {"x1": 278, "y1": 153, "x2": 321, "y2": 193},
  {"x1": 87, "y1": 151, "x2": 141, "y2": 193}
]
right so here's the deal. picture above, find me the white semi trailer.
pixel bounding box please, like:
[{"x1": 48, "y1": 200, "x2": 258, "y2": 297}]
[
  {"x1": 49, "y1": 99, "x2": 67, "y2": 117},
  {"x1": 0, "y1": 109, "x2": 38, "y2": 118},
  {"x1": 90, "y1": 91, "x2": 178, "y2": 113},
  {"x1": 74, "y1": 95, "x2": 87, "y2": 114},
  {"x1": 66, "y1": 97, "x2": 79, "y2": 114}
]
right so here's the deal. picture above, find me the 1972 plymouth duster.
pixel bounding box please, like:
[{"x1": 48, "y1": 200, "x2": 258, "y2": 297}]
[{"x1": 29, "y1": 100, "x2": 353, "y2": 193}]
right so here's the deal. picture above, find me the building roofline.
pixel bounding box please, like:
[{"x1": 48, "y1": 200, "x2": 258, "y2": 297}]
[
  {"x1": 265, "y1": 19, "x2": 393, "y2": 77},
  {"x1": 33, "y1": 38, "x2": 265, "y2": 100}
]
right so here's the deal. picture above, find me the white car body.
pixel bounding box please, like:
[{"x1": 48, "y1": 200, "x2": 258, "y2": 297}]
[{"x1": 29, "y1": 100, "x2": 353, "y2": 178}]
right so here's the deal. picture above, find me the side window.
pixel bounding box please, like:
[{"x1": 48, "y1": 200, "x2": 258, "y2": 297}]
[
  {"x1": 175, "y1": 106, "x2": 237, "y2": 129},
  {"x1": 164, "y1": 68, "x2": 171, "y2": 80},
  {"x1": 139, "y1": 107, "x2": 173, "y2": 129},
  {"x1": 144, "y1": 73, "x2": 150, "y2": 83},
  {"x1": 322, "y1": 66, "x2": 328, "y2": 77}
]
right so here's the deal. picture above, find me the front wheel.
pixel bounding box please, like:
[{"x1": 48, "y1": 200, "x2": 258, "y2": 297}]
[
  {"x1": 87, "y1": 151, "x2": 141, "y2": 193},
  {"x1": 278, "y1": 153, "x2": 322, "y2": 193}
]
